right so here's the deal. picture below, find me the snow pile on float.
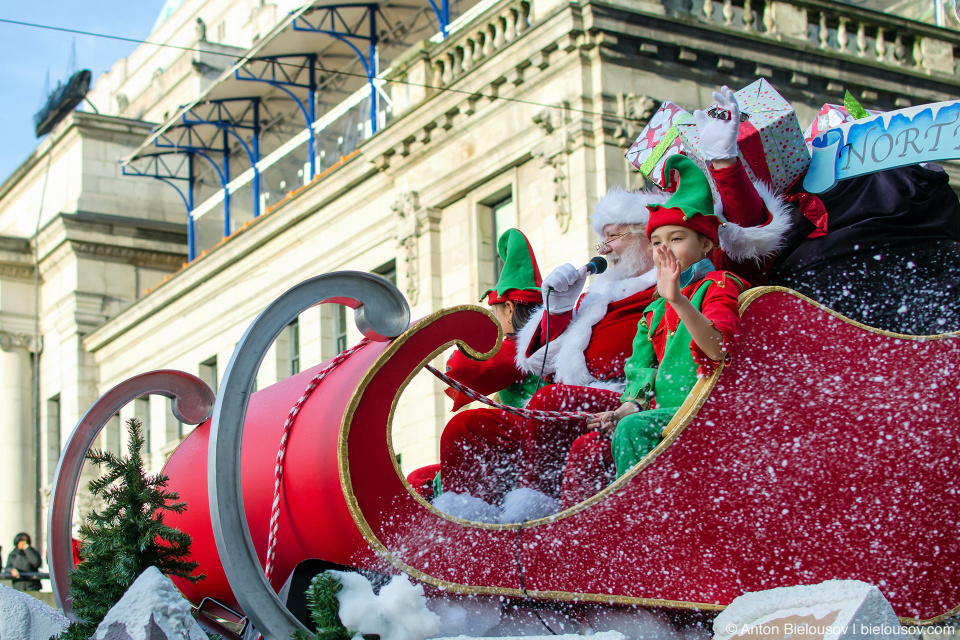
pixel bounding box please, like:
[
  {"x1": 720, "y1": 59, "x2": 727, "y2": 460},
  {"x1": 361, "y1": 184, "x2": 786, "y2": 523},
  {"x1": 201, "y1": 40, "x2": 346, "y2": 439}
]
[
  {"x1": 433, "y1": 488, "x2": 560, "y2": 523},
  {"x1": 713, "y1": 580, "x2": 901, "y2": 640},
  {"x1": 332, "y1": 570, "x2": 441, "y2": 640},
  {"x1": 0, "y1": 583, "x2": 69, "y2": 640},
  {"x1": 90, "y1": 566, "x2": 207, "y2": 640}
]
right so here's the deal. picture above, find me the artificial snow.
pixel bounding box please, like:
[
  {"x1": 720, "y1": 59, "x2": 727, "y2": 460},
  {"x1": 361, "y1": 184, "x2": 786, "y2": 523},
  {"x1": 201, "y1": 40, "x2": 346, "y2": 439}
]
[
  {"x1": 331, "y1": 570, "x2": 441, "y2": 640},
  {"x1": 425, "y1": 599, "x2": 686, "y2": 640},
  {"x1": 90, "y1": 566, "x2": 207, "y2": 640},
  {"x1": 433, "y1": 491, "x2": 501, "y2": 523},
  {"x1": 432, "y1": 488, "x2": 560, "y2": 524},
  {"x1": 713, "y1": 580, "x2": 901, "y2": 640},
  {"x1": 435, "y1": 632, "x2": 628, "y2": 640},
  {"x1": 498, "y1": 488, "x2": 560, "y2": 523},
  {"x1": 588, "y1": 606, "x2": 705, "y2": 640},
  {"x1": 482, "y1": 605, "x2": 580, "y2": 636},
  {"x1": 0, "y1": 583, "x2": 69, "y2": 640},
  {"x1": 426, "y1": 594, "x2": 502, "y2": 637}
]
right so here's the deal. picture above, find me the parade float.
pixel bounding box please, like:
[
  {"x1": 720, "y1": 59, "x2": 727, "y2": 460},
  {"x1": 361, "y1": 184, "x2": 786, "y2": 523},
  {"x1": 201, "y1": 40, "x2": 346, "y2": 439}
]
[{"x1": 43, "y1": 93, "x2": 960, "y2": 640}]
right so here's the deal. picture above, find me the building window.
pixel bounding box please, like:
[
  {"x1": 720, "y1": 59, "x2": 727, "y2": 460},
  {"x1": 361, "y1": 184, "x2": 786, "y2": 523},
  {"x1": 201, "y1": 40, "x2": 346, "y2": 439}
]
[
  {"x1": 490, "y1": 195, "x2": 515, "y2": 280},
  {"x1": 373, "y1": 259, "x2": 397, "y2": 287},
  {"x1": 200, "y1": 356, "x2": 218, "y2": 393},
  {"x1": 109, "y1": 413, "x2": 122, "y2": 456},
  {"x1": 334, "y1": 305, "x2": 349, "y2": 353},
  {"x1": 135, "y1": 397, "x2": 151, "y2": 454},
  {"x1": 46, "y1": 395, "x2": 61, "y2": 483},
  {"x1": 288, "y1": 319, "x2": 300, "y2": 376},
  {"x1": 169, "y1": 399, "x2": 184, "y2": 440},
  {"x1": 477, "y1": 189, "x2": 515, "y2": 295}
]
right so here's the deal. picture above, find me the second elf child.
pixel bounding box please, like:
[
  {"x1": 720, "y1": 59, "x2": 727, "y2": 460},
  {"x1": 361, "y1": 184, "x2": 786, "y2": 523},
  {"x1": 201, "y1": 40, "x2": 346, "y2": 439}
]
[{"x1": 406, "y1": 228, "x2": 544, "y2": 501}]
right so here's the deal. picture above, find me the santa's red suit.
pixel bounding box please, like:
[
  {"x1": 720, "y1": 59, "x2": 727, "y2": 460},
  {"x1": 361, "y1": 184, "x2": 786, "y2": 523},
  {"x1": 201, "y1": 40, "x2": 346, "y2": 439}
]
[{"x1": 439, "y1": 160, "x2": 789, "y2": 504}]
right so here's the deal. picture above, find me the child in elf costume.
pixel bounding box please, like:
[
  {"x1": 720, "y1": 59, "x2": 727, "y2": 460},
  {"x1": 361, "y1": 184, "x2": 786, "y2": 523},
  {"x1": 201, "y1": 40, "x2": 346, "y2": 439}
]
[
  {"x1": 444, "y1": 228, "x2": 544, "y2": 411},
  {"x1": 565, "y1": 154, "x2": 746, "y2": 507},
  {"x1": 407, "y1": 228, "x2": 543, "y2": 500}
]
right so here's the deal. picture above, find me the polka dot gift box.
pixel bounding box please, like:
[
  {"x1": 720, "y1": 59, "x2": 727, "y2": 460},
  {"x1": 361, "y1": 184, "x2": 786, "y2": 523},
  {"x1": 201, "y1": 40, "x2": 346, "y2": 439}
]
[{"x1": 677, "y1": 78, "x2": 811, "y2": 194}]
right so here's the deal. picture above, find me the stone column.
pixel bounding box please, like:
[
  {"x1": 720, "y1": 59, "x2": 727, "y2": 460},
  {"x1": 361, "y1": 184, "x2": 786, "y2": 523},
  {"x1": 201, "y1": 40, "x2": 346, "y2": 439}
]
[{"x1": 0, "y1": 332, "x2": 36, "y2": 556}]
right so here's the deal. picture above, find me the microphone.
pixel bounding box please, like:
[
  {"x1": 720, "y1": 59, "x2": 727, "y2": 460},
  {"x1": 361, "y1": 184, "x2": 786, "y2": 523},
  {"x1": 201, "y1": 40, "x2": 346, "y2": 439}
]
[
  {"x1": 545, "y1": 257, "x2": 608, "y2": 293},
  {"x1": 584, "y1": 256, "x2": 607, "y2": 275}
]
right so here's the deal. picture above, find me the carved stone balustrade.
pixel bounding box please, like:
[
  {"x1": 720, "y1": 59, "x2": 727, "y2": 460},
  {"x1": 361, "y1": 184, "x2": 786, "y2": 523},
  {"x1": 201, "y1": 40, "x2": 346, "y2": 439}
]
[
  {"x1": 384, "y1": 0, "x2": 537, "y2": 119},
  {"x1": 696, "y1": 0, "x2": 957, "y2": 74},
  {"x1": 430, "y1": 0, "x2": 533, "y2": 88}
]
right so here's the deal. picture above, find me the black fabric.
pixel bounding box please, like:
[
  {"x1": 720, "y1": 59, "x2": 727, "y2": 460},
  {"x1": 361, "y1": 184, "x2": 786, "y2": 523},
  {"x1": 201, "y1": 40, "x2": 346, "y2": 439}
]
[
  {"x1": 4, "y1": 546, "x2": 42, "y2": 591},
  {"x1": 771, "y1": 239, "x2": 960, "y2": 334},
  {"x1": 775, "y1": 164, "x2": 960, "y2": 275}
]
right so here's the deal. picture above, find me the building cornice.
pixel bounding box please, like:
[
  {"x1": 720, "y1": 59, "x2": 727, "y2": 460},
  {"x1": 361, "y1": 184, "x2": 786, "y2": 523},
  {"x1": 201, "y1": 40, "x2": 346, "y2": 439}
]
[
  {"x1": 0, "y1": 111, "x2": 158, "y2": 204},
  {"x1": 35, "y1": 211, "x2": 187, "y2": 273},
  {"x1": 68, "y1": 241, "x2": 186, "y2": 269}
]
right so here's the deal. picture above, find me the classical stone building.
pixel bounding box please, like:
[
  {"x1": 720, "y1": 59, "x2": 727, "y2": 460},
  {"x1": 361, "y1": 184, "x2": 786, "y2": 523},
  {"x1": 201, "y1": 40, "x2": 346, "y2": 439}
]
[{"x1": 0, "y1": 0, "x2": 957, "y2": 563}]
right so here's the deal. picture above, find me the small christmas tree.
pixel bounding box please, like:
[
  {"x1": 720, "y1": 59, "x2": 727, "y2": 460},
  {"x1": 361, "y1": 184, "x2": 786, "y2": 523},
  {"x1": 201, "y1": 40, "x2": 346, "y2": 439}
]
[
  {"x1": 293, "y1": 572, "x2": 354, "y2": 640},
  {"x1": 60, "y1": 418, "x2": 203, "y2": 640}
]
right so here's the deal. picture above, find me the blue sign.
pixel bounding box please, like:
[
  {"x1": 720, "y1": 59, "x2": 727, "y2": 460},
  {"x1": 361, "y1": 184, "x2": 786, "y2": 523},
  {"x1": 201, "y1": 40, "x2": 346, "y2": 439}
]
[{"x1": 804, "y1": 100, "x2": 960, "y2": 193}]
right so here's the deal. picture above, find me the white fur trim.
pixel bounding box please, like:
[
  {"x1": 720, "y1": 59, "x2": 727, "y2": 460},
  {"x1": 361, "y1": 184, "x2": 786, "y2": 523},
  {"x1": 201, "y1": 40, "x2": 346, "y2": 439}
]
[
  {"x1": 515, "y1": 269, "x2": 659, "y2": 386},
  {"x1": 515, "y1": 306, "x2": 547, "y2": 374},
  {"x1": 591, "y1": 187, "x2": 670, "y2": 237},
  {"x1": 718, "y1": 179, "x2": 792, "y2": 264},
  {"x1": 586, "y1": 379, "x2": 627, "y2": 394}
]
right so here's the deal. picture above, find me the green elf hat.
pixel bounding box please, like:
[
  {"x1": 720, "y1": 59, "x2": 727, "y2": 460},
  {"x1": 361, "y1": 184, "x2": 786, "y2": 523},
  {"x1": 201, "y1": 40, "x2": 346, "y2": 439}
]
[
  {"x1": 481, "y1": 228, "x2": 543, "y2": 305},
  {"x1": 646, "y1": 154, "x2": 724, "y2": 244}
]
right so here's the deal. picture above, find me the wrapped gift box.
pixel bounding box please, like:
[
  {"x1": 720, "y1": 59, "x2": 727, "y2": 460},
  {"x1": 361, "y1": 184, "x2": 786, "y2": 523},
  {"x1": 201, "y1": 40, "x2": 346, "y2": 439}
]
[
  {"x1": 625, "y1": 101, "x2": 694, "y2": 188},
  {"x1": 677, "y1": 78, "x2": 810, "y2": 194}
]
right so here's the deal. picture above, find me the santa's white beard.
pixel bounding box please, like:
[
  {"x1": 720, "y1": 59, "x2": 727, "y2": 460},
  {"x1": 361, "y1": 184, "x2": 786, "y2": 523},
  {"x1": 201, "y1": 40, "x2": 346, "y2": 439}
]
[{"x1": 595, "y1": 240, "x2": 654, "y2": 287}]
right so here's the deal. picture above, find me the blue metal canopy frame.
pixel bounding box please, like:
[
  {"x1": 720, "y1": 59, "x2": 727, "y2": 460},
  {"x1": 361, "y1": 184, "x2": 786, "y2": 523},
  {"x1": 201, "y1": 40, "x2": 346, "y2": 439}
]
[
  {"x1": 235, "y1": 55, "x2": 318, "y2": 180},
  {"x1": 293, "y1": 4, "x2": 381, "y2": 134},
  {"x1": 121, "y1": 152, "x2": 199, "y2": 260},
  {"x1": 154, "y1": 98, "x2": 264, "y2": 238},
  {"x1": 121, "y1": 1, "x2": 462, "y2": 267},
  {"x1": 427, "y1": 0, "x2": 451, "y2": 37}
]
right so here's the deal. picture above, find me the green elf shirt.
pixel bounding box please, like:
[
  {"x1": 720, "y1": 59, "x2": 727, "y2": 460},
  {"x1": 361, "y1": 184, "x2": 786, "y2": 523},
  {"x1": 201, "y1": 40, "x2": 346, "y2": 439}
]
[{"x1": 612, "y1": 269, "x2": 745, "y2": 476}]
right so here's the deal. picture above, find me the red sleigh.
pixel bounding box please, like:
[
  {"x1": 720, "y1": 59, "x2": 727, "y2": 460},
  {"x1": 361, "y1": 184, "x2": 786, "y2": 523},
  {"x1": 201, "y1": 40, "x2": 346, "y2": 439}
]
[{"x1": 48, "y1": 273, "x2": 960, "y2": 639}]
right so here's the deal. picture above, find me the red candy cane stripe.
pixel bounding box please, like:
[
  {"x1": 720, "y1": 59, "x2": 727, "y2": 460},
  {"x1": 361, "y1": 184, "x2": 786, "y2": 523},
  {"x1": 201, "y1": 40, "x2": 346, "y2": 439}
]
[{"x1": 264, "y1": 338, "x2": 370, "y2": 583}]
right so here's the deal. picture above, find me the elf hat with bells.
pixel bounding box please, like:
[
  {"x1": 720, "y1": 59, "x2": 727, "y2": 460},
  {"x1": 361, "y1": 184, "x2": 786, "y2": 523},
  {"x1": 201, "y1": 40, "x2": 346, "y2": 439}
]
[
  {"x1": 481, "y1": 228, "x2": 543, "y2": 305},
  {"x1": 646, "y1": 154, "x2": 725, "y2": 244}
]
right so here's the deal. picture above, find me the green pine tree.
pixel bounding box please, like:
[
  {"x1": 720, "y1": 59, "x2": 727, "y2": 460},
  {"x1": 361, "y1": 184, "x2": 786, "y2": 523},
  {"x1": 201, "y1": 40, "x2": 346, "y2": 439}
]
[{"x1": 60, "y1": 418, "x2": 203, "y2": 640}]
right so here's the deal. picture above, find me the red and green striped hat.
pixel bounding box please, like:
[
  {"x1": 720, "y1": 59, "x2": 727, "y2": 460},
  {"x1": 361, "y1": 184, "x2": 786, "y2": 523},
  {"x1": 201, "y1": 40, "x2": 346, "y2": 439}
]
[
  {"x1": 481, "y1": 229, "x2": 543, "y2": 305},
  {"x1": 646, "y1": 154, "x2": 724, "y2": 243}
]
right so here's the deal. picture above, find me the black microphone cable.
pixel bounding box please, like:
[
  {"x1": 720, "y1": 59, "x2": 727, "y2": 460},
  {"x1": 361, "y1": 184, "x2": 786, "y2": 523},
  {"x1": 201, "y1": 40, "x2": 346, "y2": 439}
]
[{"x1": 513, "y1": 287, "x2": 558, "y2": 635}]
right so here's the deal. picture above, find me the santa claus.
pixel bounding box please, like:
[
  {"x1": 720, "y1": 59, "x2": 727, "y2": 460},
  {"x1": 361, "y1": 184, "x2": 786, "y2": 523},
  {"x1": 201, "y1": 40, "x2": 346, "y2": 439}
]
[{"x1": 433, "y1": 88, "x2": 792, "y2": 520}]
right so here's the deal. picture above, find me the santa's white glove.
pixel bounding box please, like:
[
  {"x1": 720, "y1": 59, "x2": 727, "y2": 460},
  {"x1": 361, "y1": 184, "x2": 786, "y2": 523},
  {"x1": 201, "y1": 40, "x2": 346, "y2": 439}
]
[
  {"x1": 542, "y1": 263, "x2": 588, "y2": 314},
  {"x1": 694, "y1": 85, "x2": 741, "y2": 162}
]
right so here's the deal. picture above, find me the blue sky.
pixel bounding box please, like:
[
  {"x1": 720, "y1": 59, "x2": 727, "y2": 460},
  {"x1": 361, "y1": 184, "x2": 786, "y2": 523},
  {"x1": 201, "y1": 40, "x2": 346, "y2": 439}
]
[{"x1": 0, "y1": 2, "x2": 164, "y2": 184}]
